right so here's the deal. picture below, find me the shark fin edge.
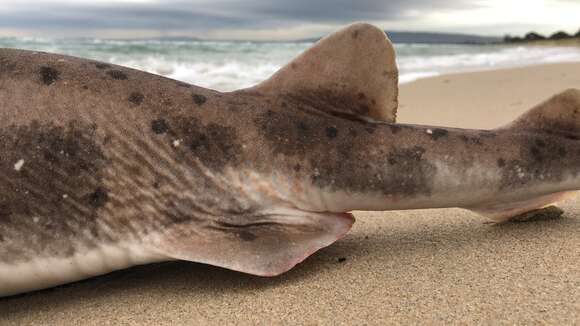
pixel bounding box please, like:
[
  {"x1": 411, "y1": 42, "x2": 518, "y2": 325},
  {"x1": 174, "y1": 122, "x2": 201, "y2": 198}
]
[
  {"x1": 247, "y1": 23, "x2": 399, "y2": 123},
  {"x1": 464, "y1": 191, "x2": 573, "y2": 222},
  {"x1": 147, "y1": 212, "x2": 354, "y2": 276},
  {"x1": 504, "y1": 89, "x2": 580, "y2": 137}
]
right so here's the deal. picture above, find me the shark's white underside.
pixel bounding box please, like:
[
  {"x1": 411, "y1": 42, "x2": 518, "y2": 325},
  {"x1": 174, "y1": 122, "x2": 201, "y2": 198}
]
[
  {"x1": 0, "y1": 242, "x2": 168, "y2": 297},
  {"x1": 0, "y1": 165, "x2": 574, "y2": 297}
]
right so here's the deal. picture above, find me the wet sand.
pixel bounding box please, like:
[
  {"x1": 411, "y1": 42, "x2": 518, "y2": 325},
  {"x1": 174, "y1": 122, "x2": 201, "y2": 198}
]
[{"x1": 1, "y1": 63, "x2": 580, "y2": 325}]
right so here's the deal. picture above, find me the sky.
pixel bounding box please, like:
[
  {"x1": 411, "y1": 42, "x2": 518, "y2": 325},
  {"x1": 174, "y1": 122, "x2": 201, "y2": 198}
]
[{"x1": 0, "y1": 0, "x2": 578, "y2": 40}]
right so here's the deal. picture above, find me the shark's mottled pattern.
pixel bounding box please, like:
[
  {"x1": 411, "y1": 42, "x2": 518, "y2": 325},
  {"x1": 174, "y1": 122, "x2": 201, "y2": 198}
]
[{"x1": 0, "y1": 23, "x2": 579, "y2": 297}]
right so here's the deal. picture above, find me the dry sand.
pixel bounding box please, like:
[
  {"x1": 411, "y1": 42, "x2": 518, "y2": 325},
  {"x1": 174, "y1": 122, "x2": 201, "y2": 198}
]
[{"x1": 1, "y1": 63, "x2": 580, "y2": 325}]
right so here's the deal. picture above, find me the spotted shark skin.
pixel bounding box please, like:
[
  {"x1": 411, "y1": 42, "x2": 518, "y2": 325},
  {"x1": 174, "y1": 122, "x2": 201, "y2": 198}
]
[{"x1": 1, "y1": 23, "x2": 579, "y2": 297}]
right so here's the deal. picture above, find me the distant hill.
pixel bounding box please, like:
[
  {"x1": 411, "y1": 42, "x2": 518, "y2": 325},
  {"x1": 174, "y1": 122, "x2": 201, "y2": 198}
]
[
  {"x1": 504, "y1": 29, "x2": 580, "y2": 43},
  {"x1": 384, "y1": 31, "x2": 501, "y2": 44},
  {"x1": 297, "y1": 31, "x2": 500, "y2": 45}
]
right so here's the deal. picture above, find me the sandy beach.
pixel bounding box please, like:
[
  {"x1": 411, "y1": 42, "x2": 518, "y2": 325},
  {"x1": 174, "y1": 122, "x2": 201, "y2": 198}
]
[{"x1": 1, "y1": 63, "x2": 579, "y2": 325}]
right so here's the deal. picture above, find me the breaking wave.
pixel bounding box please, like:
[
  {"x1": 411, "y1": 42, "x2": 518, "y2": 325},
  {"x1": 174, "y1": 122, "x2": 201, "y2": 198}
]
[{"x1": 1, "y1": 37, "x2": 579, "y2": 90}]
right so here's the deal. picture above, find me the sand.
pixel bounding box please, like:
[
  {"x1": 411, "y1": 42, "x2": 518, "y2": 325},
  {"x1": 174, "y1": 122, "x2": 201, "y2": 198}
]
[{"x1": 1, "y1": 63, "x2": 580, "y2": 325}]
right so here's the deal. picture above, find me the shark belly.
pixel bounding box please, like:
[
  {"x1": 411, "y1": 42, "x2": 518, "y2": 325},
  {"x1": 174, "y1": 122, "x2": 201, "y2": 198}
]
[{"x1": 0, "y1": 242, "x2": 167, "y2": 297}]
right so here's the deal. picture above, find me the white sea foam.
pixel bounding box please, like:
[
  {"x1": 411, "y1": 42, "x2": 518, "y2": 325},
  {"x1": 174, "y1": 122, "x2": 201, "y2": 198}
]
[
  {"x1": 399, "y1": 71, "x2": 440, "y2": 84},
  {"x1": 113, "y1": 57, "x2": 281, "y2": 91},
  {"x1": 397, "y1": 45, "x2": 580, "y2": 83},
  {"x1": 1, "y1": 37, "x2": 580, "y2": 90}
]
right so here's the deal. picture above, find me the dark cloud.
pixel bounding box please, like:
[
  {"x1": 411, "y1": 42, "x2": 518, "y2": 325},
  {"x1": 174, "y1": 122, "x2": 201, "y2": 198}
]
[
  {"x1": 0, "y1": 0, "x2": 480, "y2": 32},
  {"x1": 0, "y1": 0, "x2": 575, "y2": 37},
  {"x1": 215, "y1": 0, "x2": 477, "y2": 22},
  {"x1": 0, "y1": 4, "x2": 245, "y2": 30}
]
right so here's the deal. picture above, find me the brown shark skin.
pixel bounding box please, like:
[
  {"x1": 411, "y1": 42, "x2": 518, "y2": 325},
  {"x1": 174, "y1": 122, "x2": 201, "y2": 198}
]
[{"x1": 2, "y1": 47, "x2": 580, "y2": 270}]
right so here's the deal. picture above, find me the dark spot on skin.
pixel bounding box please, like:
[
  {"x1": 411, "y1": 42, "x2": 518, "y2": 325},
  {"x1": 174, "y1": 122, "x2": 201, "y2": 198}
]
[
  {"x1": 479, "y1": 131, "x2": 496, "y2": 138},
  {"x1": 357, "y1": 92, "x2": 366, "y2": 100},
  {"x1": 530, "y1": 146, "x2": 543, "y2": 162},
  {"x1": 338, "y1": 257, "x2": 347, "y2": 263},
  {"x1": 175, "y1": 81, "x2": 191, "y2": 88},
  {"x1": 365, "y1": 125, "x2": 377, "y2": 134},
  {"x1": 128, "y1": 92, "x2": 144, "y2": 105},
  {"x1": 256, "y1": 108, "x2": 436, "y2": 195},
  {"x1": 326, "y1": 126, "x2": 338, "y2": 139},
  {"x1": 0, "y1": 120, "x2": 109, "y2": 263},
  {"x1": 151, "y1": 119, "x2": 169, "y2": 134},
  {"x1": 82, "y1": 85, "x2": 89, "y2": 90},
  {"x1": 291, "y1": 63, "x2": 298, "y2": 70},
  {"x1": 189, "y1": 134, "x2": 208, "y2": 151},
  {"x1": 238, "y1": 231, "x2": 257, "y2": 241},
  {"x1": 95, "y1": 63, "x2": 111, "y2": 70},
  {"x1": 389, "y1": 124, "x2": 402, "y2": 134},
  {"x1": 296, "y1": 121, "x2": 309, "y2": 133},
  {"x1": 39, "y1": 66, "x2": 59, "y2": 85},
  {"x1": 167, "y1": 116, "x2": 243, "y2": 171},
  {"x1": 352, "y1": 30, "x2": 359, "y2": 39},
  {"x1": 0, "y1": 57, "x2": 17, "y2": 75},
  {"x1": 88, "y1": 188, "x2": 109, "y2": 208},
  {"x1": 498, "y1": 135, "x2": 577, "y2": 190},
  {"x1": 107, "y1": 70, "x2": 128, "y2": 80},
  {"x1": 497, "y1": 158, "x2": 506, "y2": 167},
  {"x1": 564, "y1": 134, "x2": 580, "y2": 141},
  {"x1": 558, "y1": 147, "x2": 567, "y2": 157},
  {"x1": 294, "y1": 164, "x2": 301, "y2": 172},
  {"x1": 385, "y1": 146, "x2": 436, "y2": 196},
  {"x1": 192, "y1": 94, "x2": 207, "y2": 106},
  {"x1": 153, "y1": 181, "x2": 161, "y2": 189},
  {"x1": 430, "y1": 128, "x2": 449, "y2": 140},
  {"x1": 359, "y1": 104, "x2": 370, "y2": 115},
  {"x1": 459, "y1": 135, "x2": 482, "y2": 145}
]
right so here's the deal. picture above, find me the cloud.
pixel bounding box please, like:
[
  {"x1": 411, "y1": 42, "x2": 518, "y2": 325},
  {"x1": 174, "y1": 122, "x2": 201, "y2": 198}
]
[
  {"x1": 0, "y1": 0, "x2": 577, "y2": 38},
  {"x1": 0, "y1": 0, "x2": 479, "y2": 31}
]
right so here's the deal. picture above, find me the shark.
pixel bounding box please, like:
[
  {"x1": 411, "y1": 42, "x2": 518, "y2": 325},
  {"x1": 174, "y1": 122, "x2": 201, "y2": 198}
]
[{"x1": 0, "y1": 23, "x2": 579, "y2": 297}]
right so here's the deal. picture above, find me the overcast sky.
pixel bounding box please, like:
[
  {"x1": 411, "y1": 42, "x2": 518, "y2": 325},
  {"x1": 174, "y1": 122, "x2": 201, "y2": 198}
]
[{"x1": 0, "y1": 0, "x2": 578, "y2": 40}]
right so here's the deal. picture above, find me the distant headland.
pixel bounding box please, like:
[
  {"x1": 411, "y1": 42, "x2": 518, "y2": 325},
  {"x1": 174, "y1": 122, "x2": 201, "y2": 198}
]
[{"x1": 504, "y1": 29, "x2": 580, "y2": 44}]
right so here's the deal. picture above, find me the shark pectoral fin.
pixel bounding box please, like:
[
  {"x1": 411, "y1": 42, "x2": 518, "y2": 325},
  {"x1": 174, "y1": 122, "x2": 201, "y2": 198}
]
[
  {"x1": 248, "y1": 23, "x2": 398, "y2": 123},
  {"x1": 465, "y1": 191, "x2": 573, "y2": 222},
  {"x1": 147, "y1": 211, "x2": 354, "y2": 276}
]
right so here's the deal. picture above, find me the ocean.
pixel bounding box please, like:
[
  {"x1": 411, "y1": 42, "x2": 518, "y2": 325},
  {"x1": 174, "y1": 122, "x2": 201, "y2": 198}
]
[{"x1": 2, "y1": 37, "x2": 580, "y2": 91}]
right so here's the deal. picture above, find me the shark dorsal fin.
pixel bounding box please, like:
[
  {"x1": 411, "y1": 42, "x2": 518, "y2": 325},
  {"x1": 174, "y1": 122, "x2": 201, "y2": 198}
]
[
  {"x1": 249, "y1": 23, "x2": 399, "y2": 122},
  {"x1": 506, "y1": 89, "x2": 580, "y2": 137}
]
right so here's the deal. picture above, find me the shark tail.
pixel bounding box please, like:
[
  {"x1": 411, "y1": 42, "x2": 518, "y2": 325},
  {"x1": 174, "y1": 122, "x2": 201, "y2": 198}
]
[{"x1": 469, "y1": 89, "x2": 580, "y2": 222}]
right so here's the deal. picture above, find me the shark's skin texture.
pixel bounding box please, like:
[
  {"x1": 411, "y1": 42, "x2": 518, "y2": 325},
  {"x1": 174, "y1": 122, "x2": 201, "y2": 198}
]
[{"x1": 1, "y1": 23, "x2": 580, "y2": 297}]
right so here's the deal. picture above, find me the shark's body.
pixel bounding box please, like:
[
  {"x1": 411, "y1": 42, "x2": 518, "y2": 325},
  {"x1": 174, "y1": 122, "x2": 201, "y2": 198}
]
[{"x1": 1, "y1": 23, "x2": 579, "y2": 297}]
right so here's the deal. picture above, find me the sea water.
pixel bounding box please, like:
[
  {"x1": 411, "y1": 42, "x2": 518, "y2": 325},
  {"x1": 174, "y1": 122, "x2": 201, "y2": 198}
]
[{"x1": 1, "y1": 37, "x2": 580, "y2": 91}]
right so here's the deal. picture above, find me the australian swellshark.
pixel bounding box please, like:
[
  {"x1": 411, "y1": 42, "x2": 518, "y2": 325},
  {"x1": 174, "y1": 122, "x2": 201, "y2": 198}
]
[{"x1": 0, "y1": 23, "x2": 579, "y2": 297}]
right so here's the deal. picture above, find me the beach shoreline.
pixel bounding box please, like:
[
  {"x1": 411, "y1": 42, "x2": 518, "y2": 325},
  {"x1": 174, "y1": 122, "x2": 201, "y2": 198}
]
[
  {"x1": 1, "y1": 63, "x2": 579, "y2": 325},
  {"x1": 399, "y1": 62, "x2": 580, "y2": 128}
]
